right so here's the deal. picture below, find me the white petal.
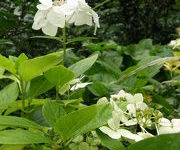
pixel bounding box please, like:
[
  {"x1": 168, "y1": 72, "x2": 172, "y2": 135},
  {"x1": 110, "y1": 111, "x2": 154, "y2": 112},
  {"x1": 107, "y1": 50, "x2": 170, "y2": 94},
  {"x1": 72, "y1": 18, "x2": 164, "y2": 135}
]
[
  {"x1": 125, "y1": 93, "x2": 134, "y2": 103},
  {"x1": 136, "y1": 132, "x2": 153, "y2": 141},
  {"x1": 172, "y1": 127, "x2": 180, "y2": 133},
  {"x1": 120, "y1": 129, "x2": 137, "y2": 140},
  {"x1": 134, "y1": 93, "x2": 143, "y2": 103},
  {"x1": 42, "y1": 22, "x2": 58, "y2": 36},
  {"x1": 172, "y1": 119, "x2": 180, "y2": 127},
  {"x1": 137, "y1": 102, "x2": 147, "y2": 111},
  {"x1": 108, "y1": 111, "x2": 121, "y2": 130},
  {"x1": 158, "y1": 118, "x2": 171, "y2": 127},
  {"x1": 39, "y1": 0, "x2": 52, "y2": 7},
  {"x1": 92, "y1": 10, "x2": 100, "y2": 29},
  {"x1": 118, "y1": 90, "x2": 126, "y2": 98},
  {"x1": 110, "y1": 99, "x2": 119, "y2": 111},
  {"x1": 47, "y1": 7, "x2": 65, "y2": 28},
  {"x1": 32, "y1": 21, "x2": 41, "y2": 30},
  {"x1": 33, "y1": 10, "x2": 46, "y2": 21},
  {"x1": 125, "y1": 119, "x2": 137, "y2": 126},
  {"x1": 127, "y1": 104, "x2": 136, "y2": 116},
  {"x1": 32, "y1": 10, "x2": 48, "y2": 30},
  {"x1": 99, "y1": 127, "x2": 121, "y2": 139},
  {"x1": 70, "y1": 82, "x2": 92, "y2": 91},
  {"x1": 159, "y1": 126, "x2": 174, "y2": 134},
  {"x1": 37, "y1": 4, "x2": 51, "y2": 10},
  {"x1": 74, "y1": 12, "x2": 93, "y2": 26}
]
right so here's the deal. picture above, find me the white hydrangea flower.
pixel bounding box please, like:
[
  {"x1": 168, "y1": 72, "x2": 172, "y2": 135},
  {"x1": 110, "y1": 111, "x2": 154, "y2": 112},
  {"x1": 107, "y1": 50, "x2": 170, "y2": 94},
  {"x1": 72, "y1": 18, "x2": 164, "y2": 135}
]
[
  {"x1": 33, "y1": 0, "x2": 100, "y2": 36},
  {"x1": 33, "y1": 0, "x2": 67, "y2": 36},
  {"x1": 65, "y1": 0, "x2": 100, "y2": 34},
  {"x1": 70, "y1": 75, "x2": 92, "y2": 91},
  {"x1": 70, "y1": 82, "x2": 92, "y2": 91},
  {"x1": 126, "y1": 93, "x2": 148, "y2": 116},
  {"x1": 158, "y1": 118, "x2": 180, "y2": 134}
]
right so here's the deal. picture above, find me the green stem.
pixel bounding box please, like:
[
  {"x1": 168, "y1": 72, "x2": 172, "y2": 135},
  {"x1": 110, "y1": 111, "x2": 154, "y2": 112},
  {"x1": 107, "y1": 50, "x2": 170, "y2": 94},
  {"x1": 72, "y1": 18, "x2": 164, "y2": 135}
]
[
  {"x1": 62, "y1": 26, "x2": 66, "y2": 65},
  {"x1": 20, "y1": 80, "x2": 26, "y2": 117},
  {"x1": 93, "y1": 0, "x2": 110, "y2": 10}
]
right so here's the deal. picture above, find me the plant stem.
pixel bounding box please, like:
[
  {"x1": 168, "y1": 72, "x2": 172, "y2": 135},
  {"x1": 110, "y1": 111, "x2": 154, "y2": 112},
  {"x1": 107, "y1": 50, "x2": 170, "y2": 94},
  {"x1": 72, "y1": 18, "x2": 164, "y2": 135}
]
[
  {"x1": 20, "y1": 80, "x2": 26, "y2": 117},
  {"x1": 62, "y1": 26, "x2": 66, "y2": 65}
]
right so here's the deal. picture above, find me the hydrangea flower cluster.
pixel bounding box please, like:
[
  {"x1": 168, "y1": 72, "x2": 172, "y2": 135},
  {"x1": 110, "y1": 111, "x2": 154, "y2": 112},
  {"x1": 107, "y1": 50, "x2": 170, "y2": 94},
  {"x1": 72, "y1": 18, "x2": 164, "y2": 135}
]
[
  {"x1": 98, "y1": 90, "x2": 180, "y2": 142},
  {"x1": 32, "y1": 0, "x2": 100, "y2": 36}
]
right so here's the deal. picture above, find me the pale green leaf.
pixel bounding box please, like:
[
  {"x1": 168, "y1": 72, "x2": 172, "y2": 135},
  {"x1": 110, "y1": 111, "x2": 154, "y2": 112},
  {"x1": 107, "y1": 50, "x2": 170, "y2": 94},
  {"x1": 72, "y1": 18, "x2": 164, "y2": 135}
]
[
  {"x1": 0, "y1": 54, "x2": 16, "y2": 74},
  {"x1": 0, "y1": 82, "x2": 19, "y2": 113},
  {"x1": 55, "y1": 104, "x2": 112, "y2": 140},
  {"x1": 18, "y1": 52, "x2": 63, "y2": 81},
  {"x1": 44, "y1": 65, "x2": 74, "y2": 86},
  {"x1": 0, "y1": 145, "x2": 25, "y2": 150},
  {"x1": 0, "y1": 130, "x2": 52, "y2": 144},
  {"x1": 0, "y1": 116, "x2": 42, "y2": 130},
  {"x1": 116, "y1": 57, "x2": 180, "y2": 84},
  {"x1": 69, "y1": 54, "x2": 98, "y2": 77},
  {"x1": 43, "y1": 100, "x2": 66, "y2": 127},
  {"x1": 28, "y1": 76, "x2": 55, "y2": 98}
]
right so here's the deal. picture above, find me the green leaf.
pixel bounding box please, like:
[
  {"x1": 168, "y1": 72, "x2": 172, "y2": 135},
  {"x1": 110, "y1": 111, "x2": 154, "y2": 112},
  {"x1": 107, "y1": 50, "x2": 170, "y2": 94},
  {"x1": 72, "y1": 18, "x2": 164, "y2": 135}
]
[
  {"x1": 28, "y1": 76, "x2": 55, "y2": 98},
  {"x1": 96, "y1": 130, "x2": 125, "y2": 150},
  {"x1": 128, "y1": 133, "x2": 180, "y2": 150},
  {"x1": 66, "y1": 37, "x2": 97, "y2": 45},
  {"x1": 55, "y1": 104, "x2": 112, "y2": 140},
  {"x1": 69, "y1": 54, "x2": 98, "y2": 77},
  {"x1": 0, "y1": 54, "x2": 16, "y2": 74},
  {"x1": 43, "y1": 100, "x2": 66, "y2": 127},
  {"x1": 0, "y1": 145, "x2": 25, "y2": 150},
  {"x1": 0, "y1": 68, "x2": 5, "y2": 75},
  {"x1": 0, "y1": 130, "x2": 52, "y2": 144},
  {"x1": 31, "y1": 36, "x2": 62, "y2": 42},
  {"x1": 0, "y1": 116, "x2": 42, "y2": 130},
  {"x1": 0, "y1": 82, "x2": 19, "y2": 113},
  {"x1": 4, "y1": 99, "x2": 48, "y2": 115},
  {"x1": 44, "y1": 65, "x2": 74, "y2": 86},
  {"x1": 18, "y1": 52, "x2": 63, "y2": 81},
  {"x1": 116, "y1": 57, "x2": 180, "y2": 84},
  {"x1": 15, "y1": 53, "x2": 28, "y2": 69}
]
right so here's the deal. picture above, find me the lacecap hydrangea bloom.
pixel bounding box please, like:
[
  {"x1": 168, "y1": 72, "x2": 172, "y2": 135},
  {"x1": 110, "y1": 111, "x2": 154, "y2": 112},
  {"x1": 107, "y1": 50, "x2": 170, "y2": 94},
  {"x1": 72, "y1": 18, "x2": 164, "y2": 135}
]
[
  {"x1": 98, "y1": 90, "x2": 180, "y2": 142},
  {"x1": 32, "y1": 0, "x2": 100, "y2": 36}
]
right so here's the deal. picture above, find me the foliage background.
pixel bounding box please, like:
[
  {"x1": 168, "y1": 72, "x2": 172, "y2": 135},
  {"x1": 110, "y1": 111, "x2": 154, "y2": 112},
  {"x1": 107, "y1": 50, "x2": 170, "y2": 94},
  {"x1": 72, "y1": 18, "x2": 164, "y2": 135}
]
[{"x1": 0, "y1": 0, "x2": 180, "y2": 56}]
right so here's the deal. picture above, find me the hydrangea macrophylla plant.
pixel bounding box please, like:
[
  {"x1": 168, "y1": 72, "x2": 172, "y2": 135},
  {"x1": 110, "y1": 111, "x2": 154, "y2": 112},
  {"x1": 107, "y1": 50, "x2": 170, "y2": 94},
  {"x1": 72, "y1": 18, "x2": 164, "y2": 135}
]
[
  {"x1": 99, "y1": 90, "x2": 180, "y2": 142},
  {"x1": 32, "y1": 0, "x2": 100, "y2": 36}
]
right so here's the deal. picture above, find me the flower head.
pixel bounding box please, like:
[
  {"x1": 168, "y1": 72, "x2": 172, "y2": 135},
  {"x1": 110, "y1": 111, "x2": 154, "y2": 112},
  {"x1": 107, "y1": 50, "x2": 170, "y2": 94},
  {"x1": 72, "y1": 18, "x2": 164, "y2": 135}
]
[{"x1": 33, "y1": 0, "x2": 100, "y2": 36}]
